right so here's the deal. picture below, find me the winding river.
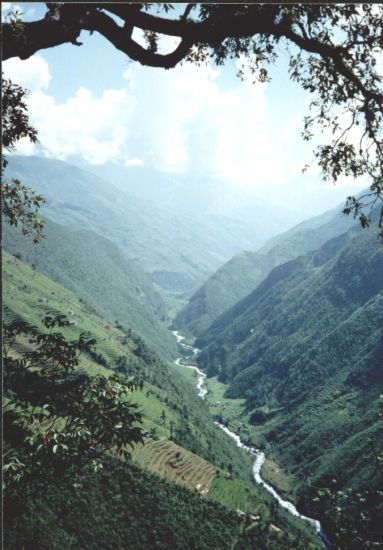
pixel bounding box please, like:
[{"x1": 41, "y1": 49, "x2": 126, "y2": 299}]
[{"x1": 172, "y1": 330, "x2": 324, "y2": 538}]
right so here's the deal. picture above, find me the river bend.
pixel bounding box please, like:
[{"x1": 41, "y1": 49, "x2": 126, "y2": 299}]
[{"x1": 172, "y1": 330, "x2": 323, "y2": 536}]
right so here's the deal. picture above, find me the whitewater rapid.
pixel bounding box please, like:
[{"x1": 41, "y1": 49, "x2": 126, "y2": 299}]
[{"x1": 172, "y1": 330, "x2": 323, "y2": 536}]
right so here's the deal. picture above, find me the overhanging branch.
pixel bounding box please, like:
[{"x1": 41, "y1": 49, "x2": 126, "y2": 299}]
[
  {"x1": 2, "y1": 19, "x2": 82, "y2": 60},
  {"x1": 281, "y1": 26, "x2": 383, "y2": 110},
  {"x1": 2, "y1": 3, "x2": 382, "y2": 110},
  {"x1": 83, "y1": 10, "x2": 193, "y2": 69}
]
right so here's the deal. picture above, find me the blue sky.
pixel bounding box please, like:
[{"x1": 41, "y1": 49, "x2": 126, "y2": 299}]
[{"x1": 3, "y1": 2, "x2": 366, "y2": 215}]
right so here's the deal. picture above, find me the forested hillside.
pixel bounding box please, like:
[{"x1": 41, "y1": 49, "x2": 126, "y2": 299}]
[
  {"x1": 175, "y1": 204, "x2": 355, "y2": 337},
  {"x1": 3, "y1": 220, "x2": 178, "y2": 360},
  {"x1": 3, "y1": 251, "x2": 254, "y2": 474},
  {"x1": 197, "y1": 229, "x2": 383, "y2": 503},
  {"x1": 5, "y1": 458, "x2": 321, "y2": 550}
]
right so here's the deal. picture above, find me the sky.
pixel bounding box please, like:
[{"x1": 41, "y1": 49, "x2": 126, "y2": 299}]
[{"x1": 2, "y1": 2, "x2": 367, "y2": 215}]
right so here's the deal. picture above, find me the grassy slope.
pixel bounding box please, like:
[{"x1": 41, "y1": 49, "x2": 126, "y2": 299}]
[
  {"x1": 3, "y1": 221, "x2": 178, "y2": 361},
  {"x1": 174, "y1": 204, "x2": 354, "y2": 337},
  {"x1": 197, "y1": 230, "x2": 383, "y2": 502},
  {"x1": 3, "y1": 251, "x2": 252, "y2": 478},
  {"x1": 3, "y1": 252, "x2": 320, "y2": 547}
]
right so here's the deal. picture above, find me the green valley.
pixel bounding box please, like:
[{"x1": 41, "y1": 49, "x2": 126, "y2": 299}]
[
  {"x1": 3, "y1": 6, "x2": 383, "y2": 547},
  {"x1": 3, "y1": 251, "x2": 320, "y2": 549}
]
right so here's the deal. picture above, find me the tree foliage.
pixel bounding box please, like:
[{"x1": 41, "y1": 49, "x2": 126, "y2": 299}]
[
  {"x1": 2, "y1": 78, "x2": 46, "y2": 242},
  {"x1": 313, "y1": 400, "x2": 383, "y2": 549},
  {"x1": 2, "y1": 3, "x2": 383, "y2": 235},
  {"x1": 3, "y1": 313, "x2": 144, "y2": 519},
  {"x1": 4, "y1": 458, "x2": 318, "y2": 550},
  {"x1": 2, "y1": 78, "x2": 37, "y2": 150}
]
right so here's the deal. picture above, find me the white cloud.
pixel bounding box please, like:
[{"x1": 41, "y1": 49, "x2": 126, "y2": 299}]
[
  {"x1": 2, "y1": 48, "x2": 350, "y2": 193},
  {"x1": 23, "y1": 86, "x2": 136, "y2": 164},
  {"x1": 3, "y1": 55, "x2": 51, "y2": 91},
  {"x1": 121, "y1": 61, "x2": 224, "y2": 173},
  {"x1": 171, "y1": 64, "x2": 304, "y2": 187},
  {"x1": 3, "y1": 56, "x2": 138, "y2": 164},
  {"x1": 1, "y1": 2, "x2": 16, "y2": 22},
  {"x1": 9, "y1": 136, "x2": 36, "y2": 156},
  {"x1": 0, "y1": 49, "x2": 327, "y2": 188},
  {"x1": 2, "y1": 3, "x2": 35, "y2": 22},
  {"x1": 2, "y1": 53, "x2": 309, "y2": 184},
  {"x1": 124, "y1": 158, "x2": 144, "y2": 167},
  {"x1": 131, "y1": 27, "x2": 181, "y2": 54}
]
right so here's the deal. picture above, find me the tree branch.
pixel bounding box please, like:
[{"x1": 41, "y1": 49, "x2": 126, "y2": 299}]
[
  {"x1": 98, "y1": 4, "x2": 197, "y2": 38},
  {"x1": 280, "y1": 25, "x2": 383, "y2": 109},
  {"x1": 3, "y1": 4, "x2": 382, "y2": 109},
  {"x1": 82, "y1": 10, "x2": 193, "y2": 69},
  {"x1": 2, "y1": 19, "x2": 82, "y2": 60},
  {"x1": 2, "y1": 4, "x2": 378, "y2": 99}
]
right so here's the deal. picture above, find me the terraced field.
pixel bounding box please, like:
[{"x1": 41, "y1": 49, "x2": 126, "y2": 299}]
[{"x1": 133, "y1": 439, "x2": 216, "y2": 495}]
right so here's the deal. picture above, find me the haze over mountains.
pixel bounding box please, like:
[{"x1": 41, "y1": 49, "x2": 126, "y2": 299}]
[{"x1": 5, "y1": 156, "x2": 302, "y2": 300}]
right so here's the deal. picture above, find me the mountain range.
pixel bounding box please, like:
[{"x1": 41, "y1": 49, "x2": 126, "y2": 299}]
[
  {"x1": 4, "y1": 152, "x2": 382, "y2": 547},
  {"x1": 5, "y1": 156, "x2": 301, "y2": 299},
  {"x1": 174, "y1": 203, "x2": 355, "y2": 337}
]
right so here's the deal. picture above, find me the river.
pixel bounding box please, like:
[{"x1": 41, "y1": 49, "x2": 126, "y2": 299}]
[
  {"x1": 172, "y1": 330, "x2": 325, "y2": 538},
  {"x1": 172, "y1": 330, "x2": 207, "y2": 398}
]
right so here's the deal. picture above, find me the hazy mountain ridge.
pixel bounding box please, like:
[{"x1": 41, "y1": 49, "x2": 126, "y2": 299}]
[
  {"x1": 86, "y1": 161, "x2": 301, "y2": 230},
  {"x1": 5, "y1": 156, "x2": 300, "y2": 298},
  {"x1": 174, "y1": 251, "x2": 279, "y2": 337},
  {"x1": 174, "y1": 203, "x2": 355, "y2": 336}
]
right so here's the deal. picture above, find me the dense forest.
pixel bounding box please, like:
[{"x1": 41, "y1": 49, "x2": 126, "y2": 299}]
[
  {"x1": 197, "y1": 227, "x2": 383, "y2": 544},
  {"x1": 5, "y1": 458, "x2": 321, "y2": 550}
]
